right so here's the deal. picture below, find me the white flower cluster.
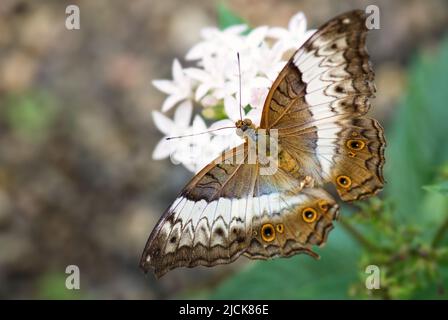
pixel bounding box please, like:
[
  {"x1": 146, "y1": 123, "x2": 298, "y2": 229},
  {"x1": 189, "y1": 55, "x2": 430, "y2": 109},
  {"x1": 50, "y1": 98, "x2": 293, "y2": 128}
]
[{"x1": 152, "y1": 12, "x2": 315, "y2": 173}]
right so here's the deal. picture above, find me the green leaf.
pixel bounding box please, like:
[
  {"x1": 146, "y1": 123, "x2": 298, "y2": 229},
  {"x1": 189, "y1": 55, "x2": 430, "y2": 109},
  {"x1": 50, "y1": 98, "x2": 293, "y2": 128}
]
[
  {"x1": 209, "y1": 226, "x2": 360, "y2": 299},
  {"x1": 243, "y1": 104, "x2": 252, "y2": 115},
  {"x1": 386, "y1": 38, "x2": 448, "y2": 224},
  {"x1": 423, "y1": 181, "x2": 448, "y2": 196},
  {"x1": 217, "y1": 2, "x2": 247, "y2": 30}
]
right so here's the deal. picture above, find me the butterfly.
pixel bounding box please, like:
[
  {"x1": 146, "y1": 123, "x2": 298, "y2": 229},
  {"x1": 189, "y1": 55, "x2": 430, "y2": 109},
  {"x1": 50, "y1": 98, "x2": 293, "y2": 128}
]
[{"x1": 140, "y1": 10, "x2": 385, "y2": 278}]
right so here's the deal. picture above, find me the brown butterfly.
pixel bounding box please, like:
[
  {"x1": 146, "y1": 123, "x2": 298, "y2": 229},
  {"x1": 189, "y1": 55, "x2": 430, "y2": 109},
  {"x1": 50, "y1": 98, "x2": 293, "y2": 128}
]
[{"x1": 140, "y1": 10, "x2": 386, "y2": 278}]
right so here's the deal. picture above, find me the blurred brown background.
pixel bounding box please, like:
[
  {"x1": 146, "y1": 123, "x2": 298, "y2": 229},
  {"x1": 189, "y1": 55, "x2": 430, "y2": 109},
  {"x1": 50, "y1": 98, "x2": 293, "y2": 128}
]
[{"x1": 0, "y1": 0, "x2": 447, "y2": 299}]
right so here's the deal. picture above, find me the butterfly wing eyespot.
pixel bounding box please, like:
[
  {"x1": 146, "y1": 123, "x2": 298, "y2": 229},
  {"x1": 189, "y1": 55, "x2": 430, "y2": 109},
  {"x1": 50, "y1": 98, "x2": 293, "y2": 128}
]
[
  {"x1": 261, "y1": 223, "x2": 276, "y2": 242},
  {"x1": 346, "y1": 139, "x2": 366, "y2": 151},
  {"x1": 302, "y1": 207, "x2": 318, "y2": 223},
  {"x1": 276, "y1": 223, "x2": 285, "y2": 233},
  {"x1": 336, "y1": 175, "x2": 352, "y2": 188},
  {"x1": 318, "y1": 200, "x2": 329, "y2": 212}
]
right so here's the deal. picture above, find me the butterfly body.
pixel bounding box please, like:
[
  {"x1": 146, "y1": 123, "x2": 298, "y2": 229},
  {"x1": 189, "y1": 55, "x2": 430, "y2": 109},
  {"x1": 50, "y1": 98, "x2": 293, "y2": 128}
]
[{"x1": 142, "y1": 10, "x2": 385, "y2": 278}]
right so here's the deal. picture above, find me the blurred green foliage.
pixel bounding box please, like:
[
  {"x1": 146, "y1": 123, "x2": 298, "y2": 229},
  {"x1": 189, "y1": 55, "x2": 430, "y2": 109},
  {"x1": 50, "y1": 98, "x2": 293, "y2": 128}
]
[
  {"x1": 201, "y1": 9, "x2": 448, "y2": 299},
  {"x1": 3, "y1": 92, "x2": 57, "y2": 142},
  {"x1": 217, "y1": 3, "x2": 247, "y2": 30},
  {"x1": 36, "y1": 272, "x2": 83, "y2": 300},
  {"x1": 424, "y1": 182, "x2": 448, "y2": 196},
  {"x1": 210, "y1": 227, "x2": 360, "y2": 299},
  {"x1": 387, "y1": 39, "x2": 448, "y2": 226}
]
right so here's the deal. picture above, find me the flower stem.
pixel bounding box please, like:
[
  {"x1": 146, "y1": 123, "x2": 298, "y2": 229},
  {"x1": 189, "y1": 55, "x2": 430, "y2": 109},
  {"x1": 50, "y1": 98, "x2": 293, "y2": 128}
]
[
  {"x1": 431, "y1": 214, "x2": 448, "y2": 247},
  {"x1": 339, "y1": 217, "x2": 383, "y2": 253}
]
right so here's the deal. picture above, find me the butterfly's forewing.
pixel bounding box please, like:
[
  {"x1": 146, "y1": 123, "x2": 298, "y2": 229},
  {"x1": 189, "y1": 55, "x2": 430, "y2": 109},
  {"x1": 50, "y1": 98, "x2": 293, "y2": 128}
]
[
  {"x1": 260, "y1": 10, "x2": 385, "y2": 201},
  {"x1": 140, "y1": 144, "x2": 338, "y2": 277}
]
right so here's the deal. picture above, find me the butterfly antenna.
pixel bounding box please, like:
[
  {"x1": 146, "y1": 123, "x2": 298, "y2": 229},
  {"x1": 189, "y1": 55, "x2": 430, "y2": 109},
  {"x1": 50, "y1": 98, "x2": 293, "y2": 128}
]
[
  {"x1": 166, "y1": 126, "x2": 235, "y2": 140},
  {"x1": 237, "y1": 52, "x2": 243, "y2": 121}
]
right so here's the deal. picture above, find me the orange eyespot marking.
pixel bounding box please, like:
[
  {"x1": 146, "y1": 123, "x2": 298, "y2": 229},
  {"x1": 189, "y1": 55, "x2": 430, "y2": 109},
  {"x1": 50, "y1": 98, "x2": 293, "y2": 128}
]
[
  {"x1": 351, "y1": 132, "x2": 359, "y2": 137},
  {"x1": 302, "y1": 207, "x2": 318, "y2": 223},
  {"x1": 276, "y1": 224, "x2": 285, "y2": 233},
  {"x1": 348, "y1": 151, "x2": 356, "y2": 158},
  {"x1": 347, "y1": 139, "x2": 365, "y2": 151},
  {"x1": 336, "y1": 175, "x2": 352, "y2": 188},
  {"x1": 261, "y1": 223, "x2": 276, "y2": 242},
  {"x1": 318, "y1": 200, "x2": 329, "y2": 212}
]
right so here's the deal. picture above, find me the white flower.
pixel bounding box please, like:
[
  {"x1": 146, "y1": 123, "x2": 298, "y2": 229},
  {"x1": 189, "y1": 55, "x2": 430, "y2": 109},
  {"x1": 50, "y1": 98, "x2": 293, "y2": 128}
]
[
  {"x1": 252, "y1": 41, "x2": 288, "y2": 82},
  {"x1": 153, "y1": 100, "x2": 223, "y2": 172},
  {"x1": 169, "y1": 115, "x2": 213, "y2": 173},
  {"x1": 152, "y1": 100, "x2": 194, "y2": 160},
  {"x1": 186, "y1": 25, "x2": 248, "y2": 61},
  {"x1": 151, "y1": 11, "x2": 313, "y2": 173},
  {"x1": 152, "y1": 59, "x2": 194, "y2": 112},
  {"x1": 184, "y1": 55, "x2": 228, "y2": 102},
  {"x1": 250, "y1": 87, "x2": 269, "y2": 111},
  {"x1": 268, "y1": 12, "x2": 316, "y2": 52}
]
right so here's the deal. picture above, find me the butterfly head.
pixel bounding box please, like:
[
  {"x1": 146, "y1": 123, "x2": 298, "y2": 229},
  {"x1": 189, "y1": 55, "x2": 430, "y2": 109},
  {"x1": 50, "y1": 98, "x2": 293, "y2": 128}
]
[{"x1": 235, "y1": 118, "x2": 256, "y2": 137}]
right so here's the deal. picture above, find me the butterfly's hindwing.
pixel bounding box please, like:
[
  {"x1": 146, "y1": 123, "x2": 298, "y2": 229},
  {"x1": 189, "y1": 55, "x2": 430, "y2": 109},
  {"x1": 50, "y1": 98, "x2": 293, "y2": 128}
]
[
  {"x1": 140, "y1": 147, "x2": 338, "y2": 277},
  {"x1": 327, "y1": 117, "x2": 385, "y2": 201},
  {"x1": 244, "y1": 187, "x2": 338, "y2": 260}
]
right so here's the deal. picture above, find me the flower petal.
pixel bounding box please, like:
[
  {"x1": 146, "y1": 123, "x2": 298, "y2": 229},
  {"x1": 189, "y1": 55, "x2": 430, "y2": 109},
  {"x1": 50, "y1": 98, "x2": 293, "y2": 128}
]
[
  {"x1": 304, "y1": 29, "x2": 317, "y2": 42},
  {"x1": 152, "y1": 80, "x2": 177, "y2": 95},
  {"x1": 152, "y1": 138, "x2": 173, "y2": 160},
  {"x1": 247, "y1": 108, "x2": 262, "y2": 126},
  {"x1": 152, "y1": 111, "x2": 174, "y2": 135},
  {"x1": 201, "y1": 27, "x2": 219, "y2": 39},
  {"x1": 251, "y1": 76, "x2": 272, "y2": 88},
  {"x1": 195, "y1": 83, "x2": 212, "y2": 101},
  {"x1": 209, "y1": 119, "x2": 235, "y2": 135},
  {"x1": 224, "y1": 95, "x2": 241, "y2": 121},
  {"x1": 174, "y1": 100, "x2": 193, "y2": 128},
  {"x1": 246, "y1": 26, "x2": 268, "y2": 47},
  {"x1": 250, "y1": 87, "x2": 269, "y2": 110},
  {"x1": 184, "y1": 68, "x2": 210, "y2": 83},
  {"x1": 172, "y1": 59, "x2": 184, "y2": 82},
  {"x1": 288, "y1": 12, "x2": 307, "y2": 34},
  {"x1": 192, "y1": 114, "x2": 207, "y2": 132},
  {"x1": 225, "y1": 24, "x2": 248, "y2": 35},
  {"x1": 267, "y1": 27, "x2": 289, "y2": 40},
  {"x1": 161, "y1": 94, "x2": 184, "y2": 112},
  {"x1": 183, "y1": 161, "x2": 198, "y2": 173},
  {"x1": 186, "y1": 42, "x2": 209, "y2": 60}
]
